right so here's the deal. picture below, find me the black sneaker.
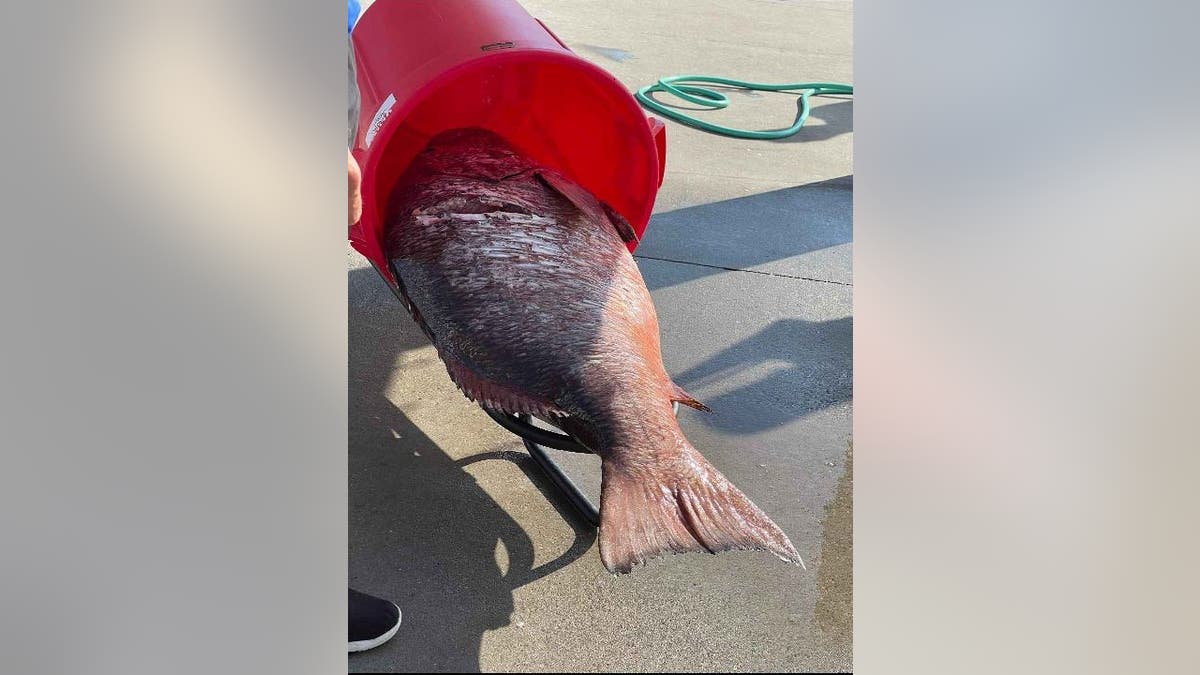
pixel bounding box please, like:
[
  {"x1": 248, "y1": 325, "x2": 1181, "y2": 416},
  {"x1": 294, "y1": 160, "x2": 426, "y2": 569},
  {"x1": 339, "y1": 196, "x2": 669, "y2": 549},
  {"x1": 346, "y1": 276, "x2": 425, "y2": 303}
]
[{"x1": 349, "y1": 588, "x2": 401, "y2": 652}]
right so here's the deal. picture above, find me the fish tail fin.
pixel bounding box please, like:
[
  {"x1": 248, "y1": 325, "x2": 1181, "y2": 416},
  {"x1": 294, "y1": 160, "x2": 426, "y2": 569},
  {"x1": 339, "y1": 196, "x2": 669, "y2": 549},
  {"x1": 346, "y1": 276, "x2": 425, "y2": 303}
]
[{"x1": 598, "y1": 442, "x2": 804, "y2": 574}]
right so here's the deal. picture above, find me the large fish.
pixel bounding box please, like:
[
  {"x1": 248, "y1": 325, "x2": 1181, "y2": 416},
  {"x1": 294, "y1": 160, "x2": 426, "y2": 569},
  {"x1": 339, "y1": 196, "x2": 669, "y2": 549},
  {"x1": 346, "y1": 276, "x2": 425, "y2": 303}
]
[{"x1": 384, "y1": 128, "x2": 803, "y2": 573}]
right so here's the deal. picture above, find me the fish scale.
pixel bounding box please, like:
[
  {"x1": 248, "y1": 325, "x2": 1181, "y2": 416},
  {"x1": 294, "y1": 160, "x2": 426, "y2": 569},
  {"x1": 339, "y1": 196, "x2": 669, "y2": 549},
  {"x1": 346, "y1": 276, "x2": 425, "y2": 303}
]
[{"x1": 384, "y1": 127, "x2": 804, "y2": 574}]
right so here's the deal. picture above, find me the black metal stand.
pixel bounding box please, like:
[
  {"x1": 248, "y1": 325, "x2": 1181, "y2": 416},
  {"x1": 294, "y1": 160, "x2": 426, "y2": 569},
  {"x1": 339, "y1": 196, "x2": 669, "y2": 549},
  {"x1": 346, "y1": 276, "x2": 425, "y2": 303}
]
[
  {"x1": 483, "y1": 408, "x2": 601, "y2": 526},
  {"x1": 483, "y1": 403, "x2": 678, "y2": 528}
]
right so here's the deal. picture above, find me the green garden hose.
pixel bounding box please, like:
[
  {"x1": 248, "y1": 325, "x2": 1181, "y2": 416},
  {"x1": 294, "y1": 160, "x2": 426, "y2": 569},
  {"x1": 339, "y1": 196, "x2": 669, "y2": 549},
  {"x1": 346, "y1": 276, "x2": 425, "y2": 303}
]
[{"x1": 634, "y1": 75, "x2": 853, "y2": 140}]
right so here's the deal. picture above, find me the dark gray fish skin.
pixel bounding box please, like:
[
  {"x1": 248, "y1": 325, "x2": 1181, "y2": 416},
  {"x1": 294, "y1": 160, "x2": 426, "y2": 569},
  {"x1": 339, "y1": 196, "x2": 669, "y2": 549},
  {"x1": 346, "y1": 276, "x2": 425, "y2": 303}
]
[{"x1": 385, "y1": 128, "x2": 803, "y2": 574}]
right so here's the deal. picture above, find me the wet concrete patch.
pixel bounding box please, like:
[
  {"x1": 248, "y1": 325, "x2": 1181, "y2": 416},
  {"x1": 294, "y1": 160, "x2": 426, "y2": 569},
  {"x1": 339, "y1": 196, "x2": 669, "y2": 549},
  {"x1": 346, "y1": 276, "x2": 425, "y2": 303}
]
[{"x1": 815, "y1": 440, "x2": 853, "y2": 646}]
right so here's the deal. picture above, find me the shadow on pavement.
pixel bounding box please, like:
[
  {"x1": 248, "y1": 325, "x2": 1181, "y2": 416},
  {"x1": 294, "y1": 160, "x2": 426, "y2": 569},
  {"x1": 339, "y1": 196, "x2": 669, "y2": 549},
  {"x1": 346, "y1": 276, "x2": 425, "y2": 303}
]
[
  {"x1": 773, "y1": 97, "x2": 853, "y2": 144},
  {"x1": 636, "y1": 177, "x2": 852, "y2": 291},
  {"x1": 635, "y1": 179, "x2": 853, "y2": 433},
  {"x1": 677, "y1": 317, "x2": 852, "y2": 434},
  {"x1": 348, "y1": 268, "x2": 595, "y2": 673}
]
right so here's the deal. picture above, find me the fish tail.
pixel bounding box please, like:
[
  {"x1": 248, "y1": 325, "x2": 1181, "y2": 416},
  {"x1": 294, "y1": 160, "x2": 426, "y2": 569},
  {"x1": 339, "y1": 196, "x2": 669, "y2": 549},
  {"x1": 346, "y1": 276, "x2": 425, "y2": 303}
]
[{"x1": 597, "y1": 442, "x2": 804, "y2": 574}]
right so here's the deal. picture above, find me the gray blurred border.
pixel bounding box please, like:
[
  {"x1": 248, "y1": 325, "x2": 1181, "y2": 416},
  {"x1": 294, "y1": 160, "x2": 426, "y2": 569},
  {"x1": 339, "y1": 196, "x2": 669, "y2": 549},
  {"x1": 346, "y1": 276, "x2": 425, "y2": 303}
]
[
  {"x1": 1, "y1": 3, "x2": 347, "y2": 674},
  {"x1": 3, "y1": 1, "x2": 1198, "y2": 674},
  {"x1": 856, "y1": 0, "x2": 1200, "y2": 673}
]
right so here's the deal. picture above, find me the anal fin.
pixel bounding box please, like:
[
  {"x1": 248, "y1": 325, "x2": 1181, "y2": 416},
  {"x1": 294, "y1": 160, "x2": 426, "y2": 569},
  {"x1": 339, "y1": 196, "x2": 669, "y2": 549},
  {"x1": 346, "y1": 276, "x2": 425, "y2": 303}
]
[
  {"x1": 440, "y1": 351, "x2": 566, "y2": 419},
  {"x1": 669, "y1": 380, "x2": 712, "y2": 413}
]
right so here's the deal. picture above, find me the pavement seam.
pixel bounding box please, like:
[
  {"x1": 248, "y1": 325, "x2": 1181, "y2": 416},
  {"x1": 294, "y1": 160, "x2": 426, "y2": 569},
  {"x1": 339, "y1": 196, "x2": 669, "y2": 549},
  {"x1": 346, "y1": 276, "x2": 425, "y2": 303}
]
[
  {"x1": 661, "y1": 171, "x2": 854, "y2": 190},
  {"x1": 633, "y1": 254, "x2": 853, "y2": 286}
]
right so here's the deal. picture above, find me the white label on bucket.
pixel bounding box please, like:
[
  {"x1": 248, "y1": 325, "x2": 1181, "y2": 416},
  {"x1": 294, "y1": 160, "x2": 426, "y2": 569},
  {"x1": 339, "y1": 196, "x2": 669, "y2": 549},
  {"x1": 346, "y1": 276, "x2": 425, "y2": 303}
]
[{"x1": 364, "y1": 93, "x2": 396, "y2": 149}]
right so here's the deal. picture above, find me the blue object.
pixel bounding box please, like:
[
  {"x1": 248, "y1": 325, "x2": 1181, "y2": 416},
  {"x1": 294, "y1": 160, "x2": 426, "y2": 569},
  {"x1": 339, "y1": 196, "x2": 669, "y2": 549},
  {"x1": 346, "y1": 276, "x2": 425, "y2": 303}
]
[{"x1": 348, "y1": 0, "x2": 361, "y2": 34}]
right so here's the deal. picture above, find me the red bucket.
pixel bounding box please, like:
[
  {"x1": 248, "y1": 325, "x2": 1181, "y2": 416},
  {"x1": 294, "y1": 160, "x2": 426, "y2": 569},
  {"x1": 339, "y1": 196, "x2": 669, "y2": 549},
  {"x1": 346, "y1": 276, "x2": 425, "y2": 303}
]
[{"x1": 348, "y1": 0, "x2": 666, "y2": 286}]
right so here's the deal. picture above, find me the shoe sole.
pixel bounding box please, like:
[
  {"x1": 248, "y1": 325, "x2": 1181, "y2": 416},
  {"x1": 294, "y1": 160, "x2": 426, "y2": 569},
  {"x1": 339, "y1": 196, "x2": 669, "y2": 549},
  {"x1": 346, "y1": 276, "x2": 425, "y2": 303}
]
[{"x1": 348, "y1": 603, "x2": 401, "y2": 653}]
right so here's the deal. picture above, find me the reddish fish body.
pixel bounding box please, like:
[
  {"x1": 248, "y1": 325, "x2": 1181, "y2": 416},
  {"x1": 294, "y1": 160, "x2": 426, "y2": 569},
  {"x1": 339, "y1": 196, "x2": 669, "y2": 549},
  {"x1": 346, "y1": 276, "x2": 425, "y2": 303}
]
[{"x1": 385, "y1": 128, "x2": 801, "y2": 573}]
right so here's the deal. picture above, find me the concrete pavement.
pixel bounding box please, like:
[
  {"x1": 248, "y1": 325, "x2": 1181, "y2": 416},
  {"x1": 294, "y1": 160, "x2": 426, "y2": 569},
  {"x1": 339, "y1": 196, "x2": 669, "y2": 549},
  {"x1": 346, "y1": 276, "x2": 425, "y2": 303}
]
[{"x1": 349, "y1": 1, "x2": 852, "y2": 671}]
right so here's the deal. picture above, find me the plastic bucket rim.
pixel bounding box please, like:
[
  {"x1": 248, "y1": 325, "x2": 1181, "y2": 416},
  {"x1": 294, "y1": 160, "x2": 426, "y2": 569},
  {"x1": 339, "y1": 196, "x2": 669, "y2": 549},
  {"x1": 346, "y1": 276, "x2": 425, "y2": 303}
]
[{"x1": 350, "y1": 47, "x2": 661, "y2": 277}]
